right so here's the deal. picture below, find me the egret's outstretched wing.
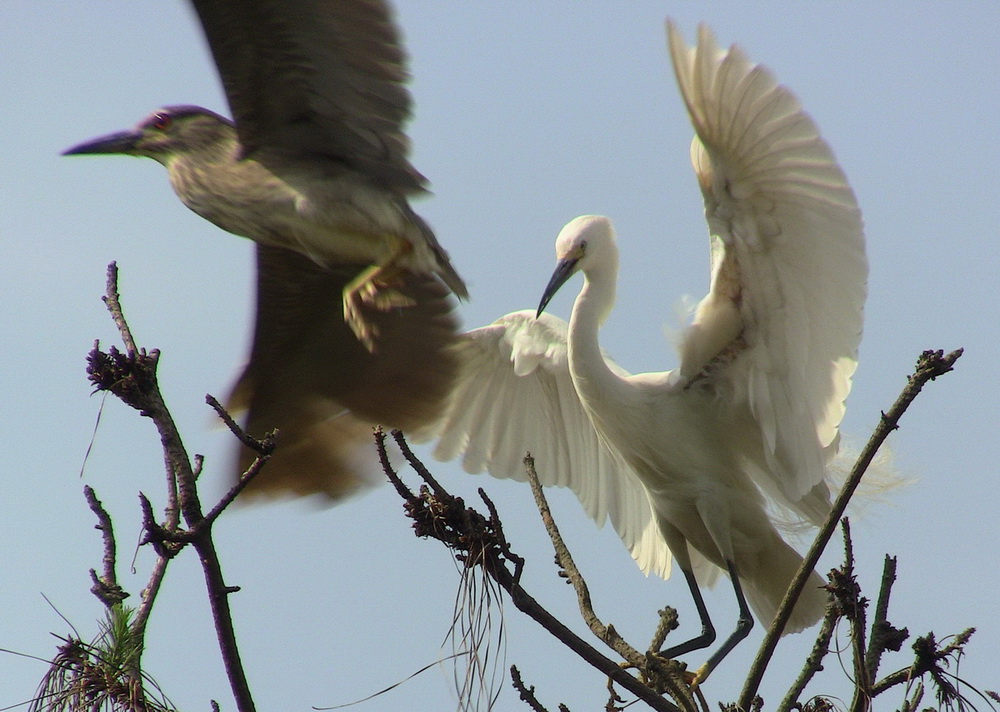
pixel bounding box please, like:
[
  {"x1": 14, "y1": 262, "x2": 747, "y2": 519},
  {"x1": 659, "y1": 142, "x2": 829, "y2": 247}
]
[
  {"x1": 667, "y1": 23, "x2": 867, "y2": 508},
  {"x1": 190, "y1": 0, "x2": 425, "y2": 190},
  {"x1": 418, "y1": 311, "x2": 673, "y2": 579}
]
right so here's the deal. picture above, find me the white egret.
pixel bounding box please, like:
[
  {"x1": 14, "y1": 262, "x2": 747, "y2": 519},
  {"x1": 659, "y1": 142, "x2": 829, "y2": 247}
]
[{"x1": 422, "y1": 22, "x2": 866, "y2": 684}]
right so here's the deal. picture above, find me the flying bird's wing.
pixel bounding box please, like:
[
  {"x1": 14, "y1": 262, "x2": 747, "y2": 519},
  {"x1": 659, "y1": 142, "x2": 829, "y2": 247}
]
[
  {"x1": 667, "y1": 22, "x2": 867, "y2": 514},
  {"x1": 417, "y1": 311, "x2": 674, "y2": 580},
  {"x1": 189, "y1": 0, "x2": 425, "y2": 190},
  {"x1": 229, "y1": 244, "x2": 460, "y2": 500}
]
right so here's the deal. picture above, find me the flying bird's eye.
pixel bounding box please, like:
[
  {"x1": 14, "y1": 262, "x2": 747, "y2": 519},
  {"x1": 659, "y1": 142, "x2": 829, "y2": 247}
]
[{"x1": 151, "y1": 113, "x2": 172, "y2": 131}]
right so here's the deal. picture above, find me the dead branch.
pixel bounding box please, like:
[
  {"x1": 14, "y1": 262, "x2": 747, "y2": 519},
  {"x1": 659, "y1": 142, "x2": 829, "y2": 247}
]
[
  {"x1": 738, "y1": 348, "x2": 963, "y2": 711},
  {"x1": 511, "y1": 665, "x2": 552, "y2": 712},
  {"x1": 81, "y1": 263, "x2": 258, "y2": 712},
  {"x1": 381, "y1": 431, "x2": 684, "y2": 712},
  {"x1": 523, "y1": 456, "x2": 697, "y2": 711}
]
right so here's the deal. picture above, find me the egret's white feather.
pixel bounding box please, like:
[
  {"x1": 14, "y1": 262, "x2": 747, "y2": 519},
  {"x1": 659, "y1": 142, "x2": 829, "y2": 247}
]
[{"x1": 669, "y1": 22, "x2": 866, "y2": 505}]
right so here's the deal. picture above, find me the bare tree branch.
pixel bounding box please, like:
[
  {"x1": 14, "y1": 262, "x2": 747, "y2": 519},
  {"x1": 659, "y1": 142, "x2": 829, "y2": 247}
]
[
  {"x1": 864, "y1": 556, "x2": 907, "y2": 685},
  {"x1": 85, "y1": 263, "x2": 257, "y2": 712},
  {"x1": 738, "y1": 348, "x2": 963, "y2": 711},
  {"x1": 523, "y1": 456, "x2": 696, "y2": 711},
  {"x1": 381, "y1": 433, "x2": 685, "y2": 712}
]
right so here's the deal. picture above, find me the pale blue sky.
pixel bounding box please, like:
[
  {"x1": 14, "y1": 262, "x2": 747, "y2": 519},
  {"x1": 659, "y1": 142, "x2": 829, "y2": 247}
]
[{"x1": 3, "y1": 3, "x2": 998, "y2": 711}]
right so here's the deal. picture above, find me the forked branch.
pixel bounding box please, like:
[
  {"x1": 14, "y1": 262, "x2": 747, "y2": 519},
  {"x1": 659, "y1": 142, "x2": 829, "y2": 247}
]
[
  {"x1": 65, "y1": 263, "x2": 271, "y2": 712},
  {"x1": 380, "y1": 430, "x2": 687, "y2": 712}
]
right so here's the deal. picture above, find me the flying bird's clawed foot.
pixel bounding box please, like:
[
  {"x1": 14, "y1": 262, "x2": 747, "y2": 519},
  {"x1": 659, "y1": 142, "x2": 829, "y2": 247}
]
[
  {"x1": 343, "y1": 289, "x2": 380, "y2": 353},
  {"x1": 361, "y1": 282, "x2": 416, "y2": 312},
  {"x1": 343, "y1": 265, "x2": 417, "y2": 351},
  {"x1": 344, "y1": 299, "x2": 372, "y2": 352}
]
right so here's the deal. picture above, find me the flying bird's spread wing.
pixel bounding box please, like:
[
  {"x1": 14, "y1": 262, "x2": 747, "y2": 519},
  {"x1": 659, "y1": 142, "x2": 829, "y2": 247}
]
[
  {"x1": 190, "y1": 0, "x2": 425, "y2": 191},
  {"x1": 667, "y1": 22, "x2": 867, "y2": 510},
  {"x1": 418, "y1": 311, "x2": 674, "y2": 580},
  {"x1": 229, "y1": 244, "x2": 460, "y2": 500}
]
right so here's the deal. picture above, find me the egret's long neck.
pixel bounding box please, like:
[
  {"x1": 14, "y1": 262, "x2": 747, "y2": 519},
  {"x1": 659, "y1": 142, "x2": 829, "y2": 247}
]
[{"x1": 567, "y1": 261, "x2": 630, "y2": 409}]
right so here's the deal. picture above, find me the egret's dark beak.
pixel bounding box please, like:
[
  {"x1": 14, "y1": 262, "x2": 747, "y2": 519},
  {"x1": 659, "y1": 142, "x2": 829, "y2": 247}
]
[
  {"x1": 62, "y1": 129, "x2": 144, "y2": 157},
  {"x1": 537, "y1": 256, "x2": 580, "y2": 317}
]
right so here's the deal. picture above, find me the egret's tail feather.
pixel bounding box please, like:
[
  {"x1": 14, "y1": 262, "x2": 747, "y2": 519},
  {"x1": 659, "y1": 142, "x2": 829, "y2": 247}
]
[{"x1": 742, "y1": 535, "x2": 829, "y2": 634}]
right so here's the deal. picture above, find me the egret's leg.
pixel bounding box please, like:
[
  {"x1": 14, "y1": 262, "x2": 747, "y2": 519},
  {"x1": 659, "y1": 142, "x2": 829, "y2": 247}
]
[
  {"x1": 342, "y1": 240, "x2": 415, "y2": 350},
  {"x1": 660, "y1": 567, "x2": 717, "y2": 659},
  {"x1": 690, "y1": 559, "x2": 754, "y2": 688}
]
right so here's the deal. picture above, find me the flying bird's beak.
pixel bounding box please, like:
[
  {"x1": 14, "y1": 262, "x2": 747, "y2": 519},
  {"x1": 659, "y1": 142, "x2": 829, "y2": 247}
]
[
  {"x1": 62, "y1": 128, "x2": 144, "y2": 157},
  {"x1": 536, "y1": 256, "x2": 580, "y2": 318}
]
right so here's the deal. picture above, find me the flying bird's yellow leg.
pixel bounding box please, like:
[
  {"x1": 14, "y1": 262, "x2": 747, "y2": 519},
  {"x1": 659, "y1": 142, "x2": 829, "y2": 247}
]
[{"x1": 343, "y1": 239, "x2": 416, "y2": 350}]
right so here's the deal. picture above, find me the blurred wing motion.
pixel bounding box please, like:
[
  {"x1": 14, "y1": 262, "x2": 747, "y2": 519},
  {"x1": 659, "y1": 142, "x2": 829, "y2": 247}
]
[
  {"x1": 667, "y1": 22, "x2": 867, "y2": 515},
  {"x1": 190, "y1": 0, "x2": 467, "y2": 302},
  {"x1": 191, "y1": 0, "x2": 424, "y2": 190},
  {"x1": 230, "y1": 244, "x2": 460, "y2": 500},
  {"x1": 419, "y1": 311, "x2": 673, "y2": 579}
]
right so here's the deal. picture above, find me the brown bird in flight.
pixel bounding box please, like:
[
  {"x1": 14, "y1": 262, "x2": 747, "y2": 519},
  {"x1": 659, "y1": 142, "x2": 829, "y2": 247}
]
[{"x1": 64, "y1": 0, "x2": 465, "y2": 500}]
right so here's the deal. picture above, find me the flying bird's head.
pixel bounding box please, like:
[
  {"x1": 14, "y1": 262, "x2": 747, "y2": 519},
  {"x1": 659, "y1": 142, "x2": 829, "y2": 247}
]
[{"x1": 62, "y1": 105, "x2": 235, "y2": 166}]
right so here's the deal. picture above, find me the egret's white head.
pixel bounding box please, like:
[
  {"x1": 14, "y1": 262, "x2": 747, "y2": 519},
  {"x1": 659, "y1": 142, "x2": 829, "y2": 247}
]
[{"x1": 537, "y1": 215, "x2": 617, "y2": 317}]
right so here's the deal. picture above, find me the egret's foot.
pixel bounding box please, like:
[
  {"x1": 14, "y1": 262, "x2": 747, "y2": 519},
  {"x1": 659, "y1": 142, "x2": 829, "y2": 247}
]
[{"x1": 688, "y1": 663, "x2": 710, "y2": 690}]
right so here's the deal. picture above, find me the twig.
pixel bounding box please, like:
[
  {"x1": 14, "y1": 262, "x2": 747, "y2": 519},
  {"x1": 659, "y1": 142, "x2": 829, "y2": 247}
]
[
  {"x1": 377, "y1": 428, "x2": 421, "y2": 506},
  {"x1": 871, "y1": 629, "x2": 977, "y2": 697},
  {"x1": 523, "y1": 456, "x2": 695, "y2": 711},
  {"x1": 738, "y1": 348, "x2": 963, "y2": 711},
  {"x1": 205, "y1": 394, "x2": 274, "y2": 457},
  {"x1": 523, "y1": 456, "x2": 637, "y2": 659},
  {"x1": 84, "y1": 486, "x2": 128, "y2": 607},
  {"x1": 776, "y1": 602, "x2": 838, "y2": 712},
  {"x1": 199, "y1": 451, "x2": 271, "y2": 529},
  {"x1": 202, "y1": 395, "x2": 275, "y2": 526},
  {"x1": 511, "y1": 665, "x2": 552, "y2": 711},
  {"x1": 839, "y1": 521, "x2": 871, "y2": 712},
  {"x1": 392, "y1": 428, "x2": 449, "y2": 497},
  {"x1": 102, "y1": 262, "x2": 138, "y2": 356},
  {"x1": 864, "y1": 556, "x2": 907, "y2": 685},
  {"x1": 649, "y1": 608, "x2": 680, "y2": 654}
]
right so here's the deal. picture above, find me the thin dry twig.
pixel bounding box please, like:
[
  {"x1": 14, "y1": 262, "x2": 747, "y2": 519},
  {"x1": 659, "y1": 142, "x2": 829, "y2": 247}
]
[
  {"x1": 523, "y1": 456, "x2": 696, "y2": 711},
  {"x1": 649, "y1": 608, "x2": 680, "y2": 654},
  {"x1": 511, "y1": 665, "x2": 552, "y2": 712},
  {"x1": 777, "y1": 589, "x2": 839, "y2": 712},
  {"x1": 864, "y1": 556, "x2": 907, "y2": 685},
  {"x1": 738, "y1": 348, "x2": 963, "y2": 711},
  {"x1": 84, "y1": 486, "x2": 128, "y2": 608},
  {"x1": 871, "y1": 629, "x2": 978, "y2": 698},
  {"x1": 835, "y1": 521, "x2": 872, "y2": 712}
]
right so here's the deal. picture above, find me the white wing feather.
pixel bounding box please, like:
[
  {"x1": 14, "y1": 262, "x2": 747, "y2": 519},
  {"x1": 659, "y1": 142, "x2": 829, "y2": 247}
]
[
  {"x1": 667, "y1": 23, "x2": 867, "y2": 509},
  {"x1": 419, "y1": 311, "x2": 673, "y2": 580}
]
